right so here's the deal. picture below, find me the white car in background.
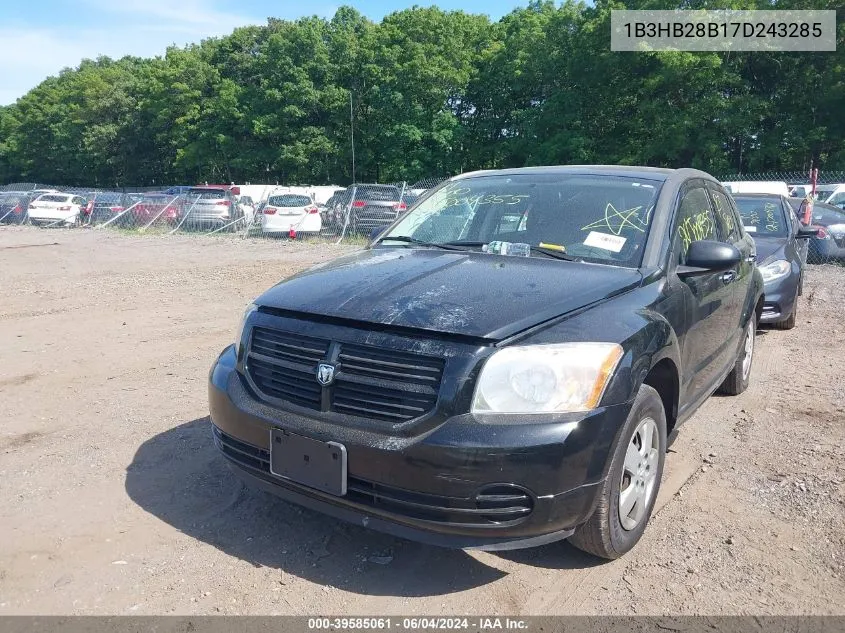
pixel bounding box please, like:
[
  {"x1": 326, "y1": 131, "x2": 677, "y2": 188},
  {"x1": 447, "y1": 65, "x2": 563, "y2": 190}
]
[
  {"x1": 721, "y1": 181, "x2": 790, "y2": 197},
  {"x1": 822, "y1": 184, "x2": 845, "y2": 209},
  {"x1": 789, "y1": 184, "x2": 814, "y2": 198},
  {"x1": 28, "y1": 193, "x2": 88, "y2": 226},
  {"x1": 260, "y1": 192, "x2": 322, "y2": 236},
  {"x1": 239, "y1": 195, "x2": 257, "y2": 226}
]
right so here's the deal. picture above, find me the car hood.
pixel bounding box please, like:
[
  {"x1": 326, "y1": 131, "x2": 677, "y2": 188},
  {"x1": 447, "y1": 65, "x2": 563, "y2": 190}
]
[
  {"x1": 752, "y1": 235, "x2": 788, "y2": 263},
  {"x1": 255, "y1": 249, "x2": 643, "y2": 341}
]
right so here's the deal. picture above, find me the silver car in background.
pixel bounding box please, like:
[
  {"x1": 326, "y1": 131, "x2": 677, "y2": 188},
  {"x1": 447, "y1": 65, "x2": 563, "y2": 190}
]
[{"x1": 180, "y1": 187, "x2": 244, "y2": 230}]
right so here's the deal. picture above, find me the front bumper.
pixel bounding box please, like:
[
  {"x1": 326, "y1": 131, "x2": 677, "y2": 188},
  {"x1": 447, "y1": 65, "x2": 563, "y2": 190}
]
[
  {"x1": 208, "y1": 345, "x2": 631, "y2": 550},
  {"x1": 760, "y1": 273, "x2": 800, "y2": 323}
]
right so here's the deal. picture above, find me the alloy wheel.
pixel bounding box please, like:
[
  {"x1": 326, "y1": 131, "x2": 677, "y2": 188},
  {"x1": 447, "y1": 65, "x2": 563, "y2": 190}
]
[
  {"x1": 741, "y1": 322, "x2": 754, "y2": 380},
  {"x1": 619, "y1": 416, "x2": 660, "y2": 531}
]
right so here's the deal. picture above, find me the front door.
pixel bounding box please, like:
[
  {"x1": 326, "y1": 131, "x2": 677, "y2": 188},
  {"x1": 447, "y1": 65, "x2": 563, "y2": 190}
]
[{"x1": 670, "y1": 181, "x2": 737, "y2": 405}]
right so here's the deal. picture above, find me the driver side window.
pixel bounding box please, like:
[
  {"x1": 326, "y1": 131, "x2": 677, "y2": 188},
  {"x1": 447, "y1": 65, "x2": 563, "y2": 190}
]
[{"x1": 673, "y1": 184, "x2": 718, "y2": 265}]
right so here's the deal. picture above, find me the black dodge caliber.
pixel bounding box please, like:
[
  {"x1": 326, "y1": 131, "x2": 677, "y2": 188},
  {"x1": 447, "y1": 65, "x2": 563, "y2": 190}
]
[{"x1": 209, "y1": 166, "x2": 763, "y2": 559}]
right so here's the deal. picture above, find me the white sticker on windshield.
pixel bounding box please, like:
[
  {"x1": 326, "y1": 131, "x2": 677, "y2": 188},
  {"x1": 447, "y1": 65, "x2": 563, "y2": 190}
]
[
  {"x1": 744, "y1": 226, "x2": 757, "y2": 233},
  {"x1": 584, "y1": 231, "x2": 626, "y2": 252}
]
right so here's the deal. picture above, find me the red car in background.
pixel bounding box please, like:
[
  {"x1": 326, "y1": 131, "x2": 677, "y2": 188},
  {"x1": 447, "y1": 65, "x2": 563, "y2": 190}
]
[
  {"x1": 130, "y1": 193, "x2": 181, "y2": 225},
  {"x1": 89, "y1": 192, "x2": 180, "y2": 227}
]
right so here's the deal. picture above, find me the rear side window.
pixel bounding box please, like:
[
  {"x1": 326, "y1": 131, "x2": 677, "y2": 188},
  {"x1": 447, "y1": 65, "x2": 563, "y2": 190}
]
[
  {"x1": 708, "y1": 186, "x2": 740, "y2": 242},
  {"x1": 673, "y1": 184, "x2": 717, "y2": 265},
  {"x1": 268, "y1": 194, "x2": 311, "y2": 206}
]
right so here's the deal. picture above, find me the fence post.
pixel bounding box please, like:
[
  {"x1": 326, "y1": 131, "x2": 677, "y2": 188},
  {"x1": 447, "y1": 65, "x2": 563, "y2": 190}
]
[{"x1": 804, "y1": 167, "x2": 818, "y2": 225}]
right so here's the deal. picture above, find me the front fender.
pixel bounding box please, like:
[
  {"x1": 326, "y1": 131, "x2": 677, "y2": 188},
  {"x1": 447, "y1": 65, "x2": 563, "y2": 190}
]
[{"x1": 511, "y1": 285, "x2": 682, "y2": 407}]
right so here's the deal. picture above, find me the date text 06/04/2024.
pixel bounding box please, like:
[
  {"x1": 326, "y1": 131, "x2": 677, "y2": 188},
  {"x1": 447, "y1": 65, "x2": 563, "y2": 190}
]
[{"x1": 307, "y1": 618, "x2": 529, "y2": 630}]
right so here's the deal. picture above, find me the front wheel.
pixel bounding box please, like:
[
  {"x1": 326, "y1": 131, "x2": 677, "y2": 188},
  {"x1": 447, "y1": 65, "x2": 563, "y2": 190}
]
[
  {"x1": 718, "y1": 318, "x2": 755, "y2": 395},
  {"x1": 568, "y1": 384, "x2": 667, "y2": 560}
]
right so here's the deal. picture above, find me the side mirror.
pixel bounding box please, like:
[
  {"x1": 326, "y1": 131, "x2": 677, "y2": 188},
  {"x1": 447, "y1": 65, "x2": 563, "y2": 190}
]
[
  {"x1": 797, "y1": 226, "x2": 822, "y2": 239},
  {"x1": 677, "y1": 240, "x2": 741, "y2": 277},
  {"x1": 370, "y1": 226, "x2": 386, "y2": 242}
]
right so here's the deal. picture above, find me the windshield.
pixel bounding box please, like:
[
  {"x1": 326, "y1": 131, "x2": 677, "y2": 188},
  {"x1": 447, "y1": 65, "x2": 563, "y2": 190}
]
[
  {"x1": 811, "y1": 203, "x2": 845, "y2": 225},
  {"x1": 380, "y1": 174, "x2": 661, "y2": 267},
  {"x1": 826, "y1": 191, "x2": 845, "y2": 208},
  {"x1": 268, "y1": 194, "x2": 311, "y2": 207},
  {"x1": 39, "y1": 194, "x2": 71, "y2": 203},
  {"x1": 734, "y1": 197, "x2": 788, "y2": 237}
]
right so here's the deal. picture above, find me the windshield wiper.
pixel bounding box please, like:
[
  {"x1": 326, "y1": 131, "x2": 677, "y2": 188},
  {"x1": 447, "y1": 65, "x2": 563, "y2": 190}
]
[
  {"x1": 379, "y1": 236, "x2": 474, "y2": 251},
  {"x1": 529, "y1": 246, "x2": 580, "y2": 261},
  {"x1": 454, "y1": 240, "x2": 580, "y2": 260},
  {"x1": 379, "y1": 237, "x2": 579, "y2": 260}
]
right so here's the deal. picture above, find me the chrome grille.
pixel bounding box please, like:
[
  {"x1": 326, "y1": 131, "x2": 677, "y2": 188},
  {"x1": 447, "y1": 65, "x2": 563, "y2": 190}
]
[{"x1": 245, "y1": 326, "x2": 444, "y2": 422}]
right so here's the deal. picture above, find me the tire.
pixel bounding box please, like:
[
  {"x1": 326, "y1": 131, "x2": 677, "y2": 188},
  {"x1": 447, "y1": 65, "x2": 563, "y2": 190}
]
[
  {"x1": 568, "y1": 384, "x2": 667, "y2": 560},
  {"x1": 718, "y1": 318, "x2": 756, "y2": 395}
]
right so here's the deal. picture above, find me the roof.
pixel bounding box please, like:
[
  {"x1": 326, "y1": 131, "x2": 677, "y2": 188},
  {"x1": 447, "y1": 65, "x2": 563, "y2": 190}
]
[{"x1": 452, "y1": 165, "x2": 700, "y2": 182}]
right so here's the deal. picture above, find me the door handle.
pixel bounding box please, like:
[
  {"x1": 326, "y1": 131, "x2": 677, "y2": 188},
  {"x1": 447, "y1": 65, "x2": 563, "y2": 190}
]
[{"x1": 720, "y1": 270, "x2": 737, "y2": 283}]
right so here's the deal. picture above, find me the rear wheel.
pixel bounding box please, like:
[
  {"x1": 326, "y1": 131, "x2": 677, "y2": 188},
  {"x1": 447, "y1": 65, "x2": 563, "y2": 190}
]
[
  {"x1": 568, "y1": 384, "x2": 666, "y2": 560},
  {"x1": 718, "y1": 318, "x2": 755, "y2": 395}
]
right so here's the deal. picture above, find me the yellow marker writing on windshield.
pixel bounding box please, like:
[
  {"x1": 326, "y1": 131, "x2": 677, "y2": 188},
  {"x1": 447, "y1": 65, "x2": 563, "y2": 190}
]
[{"x1": 539, "y1": 242, "x2": 566, "y2": 252}]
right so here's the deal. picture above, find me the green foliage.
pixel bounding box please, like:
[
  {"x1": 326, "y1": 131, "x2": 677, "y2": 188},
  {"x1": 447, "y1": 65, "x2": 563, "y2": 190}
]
[{"x1": 1, "y1": 2, "x2": 843, "y2": 186}]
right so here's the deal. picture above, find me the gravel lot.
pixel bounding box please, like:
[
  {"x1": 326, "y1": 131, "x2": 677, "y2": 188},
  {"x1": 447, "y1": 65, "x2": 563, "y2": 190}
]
[{"x1": 1, "y1": 226, "x2": 843, "y2": 615}]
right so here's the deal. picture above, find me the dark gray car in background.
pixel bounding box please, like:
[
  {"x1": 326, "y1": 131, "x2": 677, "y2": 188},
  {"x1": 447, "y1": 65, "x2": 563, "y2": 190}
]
[
  {"x1": 347, "y1": 184, "x2": 407, "y2": 234},
  {"x1": 733, "y1": 193, "x2": 816, "y2": 329},
  {"x1": 787, "y1": 197, "x2": 845, "y2": 263}
]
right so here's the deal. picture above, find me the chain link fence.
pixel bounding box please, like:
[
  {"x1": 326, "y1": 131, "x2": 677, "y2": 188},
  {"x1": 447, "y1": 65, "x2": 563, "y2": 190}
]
[
  {"x1": 0, "y1": 178, "x2": 449, "y2": 244},
  {"x1": 718, "y1": 171, "x2": 845, "y2": 266},
  {"x1": 3, "y1": 172, "x2": 843, "y2": 266}
]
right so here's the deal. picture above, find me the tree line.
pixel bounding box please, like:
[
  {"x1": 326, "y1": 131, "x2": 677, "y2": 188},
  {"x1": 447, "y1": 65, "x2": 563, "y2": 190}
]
[{"x1": 0, "y1": 0, "x2": 842, "y2": 187}]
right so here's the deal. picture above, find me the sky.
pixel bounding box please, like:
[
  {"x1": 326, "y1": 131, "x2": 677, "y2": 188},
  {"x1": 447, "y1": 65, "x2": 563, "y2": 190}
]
[{"x1": 0, "y1": 0, "x2": 530, "y2": 106}]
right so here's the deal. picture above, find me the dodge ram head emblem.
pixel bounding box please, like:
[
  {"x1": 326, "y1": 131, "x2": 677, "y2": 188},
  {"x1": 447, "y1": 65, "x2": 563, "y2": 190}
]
[{"x1": 316, "y1": 363, "x2": 336, "y2": 386}]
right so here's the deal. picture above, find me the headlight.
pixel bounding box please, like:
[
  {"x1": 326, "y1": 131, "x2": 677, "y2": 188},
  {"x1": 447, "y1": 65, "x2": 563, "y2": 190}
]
[
  {"x1": 759, "y1": 259, "x2": 791, "y2": 283},
  {"x1": 472, "y1": 343, "x2": 624, "y2": 415},
  {"x1": 235, "y1": 303, "x2": 258, "y2": 354}
]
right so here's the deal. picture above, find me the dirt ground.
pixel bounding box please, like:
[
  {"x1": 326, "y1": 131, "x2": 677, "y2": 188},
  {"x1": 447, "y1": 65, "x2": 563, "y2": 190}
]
[{"x1": 1, "y1": 225, "x2": 843, "y2": 615}]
